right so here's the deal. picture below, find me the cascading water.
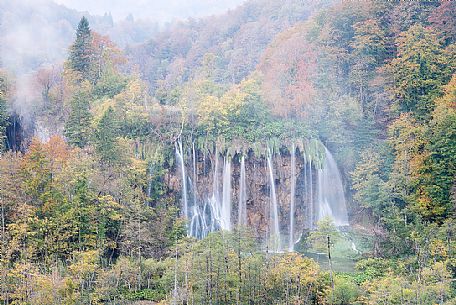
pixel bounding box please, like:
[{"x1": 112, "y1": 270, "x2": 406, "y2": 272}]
[
  {"x1": 175, "y1": 141, "x2": 188, "y2": 222},
  {"x1": 189, "y1": 147, "x2": 226, "y2": 238},
  {"x1": 213, "y1": 149, "x2": 220, "y2": 201},
  {"x1": 188, "y1": 141, "x2": 203, "y2": 237},
  {"x1": 189, "y1": 205, "x2": 201, "y2": 238},
  {"x1": 303, "y1": 153, "x2": 308, "y2": 228},
  {"x1": 192, "y1": 141, "x2": 198, "y2": 205},
  {"x1": 175, "y1": 139, "x2": 349, "y2": 244},
  {"x1": 308, "y1": 156, "x2": 314, "y2": 229},
  {"x1": 316, "y1": 145, "x2": 349, "y2": 226},
  {"x1": 221, "y1": 157, "x2": 232, "y2": 231},
  {"x1": 210, "y1": 149, "x2": 221, "y2": 230},
  {"x1": 267, "y1": 150, "x2": 281, "y2": 252},
  {"x1": 289, "y1": 144, "x2": 296, "y2": 252},
  {"x1": 238, "y1": 156, "x2": 247, "y2": 227}
]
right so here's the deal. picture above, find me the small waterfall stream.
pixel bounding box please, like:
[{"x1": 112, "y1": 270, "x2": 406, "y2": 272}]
[
  {"x1": 189, "y1": 205, "x2": 201, "y2": 238},
  {"x1": 308, "y1": 156, "x2": 314, "y2": 229},
  {"x1": 289, "y1": 143, "x2": 296, "y2": 252},
  {"x1": 211, "y1": 150, "x2": 221, "y2": 230},
  {"x1": 316, "y1": 146, "x2": 349, "y2": 226},
  {"x1": 175, "y1": 141, "x2": 188, "y2": 221},
  {"x1": 210, "y1": 149, "x2": 221, "y2": 232},
  {"x1": 221, "y1": 157, "x2": 232, "y2": 231},
  {"x1": 303, "y1": 153, "x2": 308, "y2": 229},
  {"x1": 192, "y1": 141, "x2": 197, "y2": 206},
  {"x1": 238, "y1": 156, "x2": 247, "y2": 227},
  {"x1": 267, "y1": 150, "x2": 281, "y2": 252}
]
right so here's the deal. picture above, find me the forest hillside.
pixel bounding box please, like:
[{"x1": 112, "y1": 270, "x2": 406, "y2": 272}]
[{"x1": 0, "y1": 0, "x2": 455, "y2": 304}]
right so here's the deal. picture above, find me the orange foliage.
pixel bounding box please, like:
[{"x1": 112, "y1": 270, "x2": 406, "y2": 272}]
[
  {"x1": 91, "y1": 32, "x2": 126, "y2": 70},
  {"x1": 259, "y1": 23, "x2": 317, "y2": 119},
  {"x1": 23, "y1": 136, "x2": 73, "y2": 173},
  {"x1": 45, "y1": 135, "x2": 72, "y2": 163}
]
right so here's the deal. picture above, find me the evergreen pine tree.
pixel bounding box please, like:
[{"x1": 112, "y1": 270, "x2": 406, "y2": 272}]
[
  {"x1": 69, "y1": 16, "x2": 93, "y2": 80},
  {"x1": 64, "y1": 90, "x2": 92, "y2": 148}
]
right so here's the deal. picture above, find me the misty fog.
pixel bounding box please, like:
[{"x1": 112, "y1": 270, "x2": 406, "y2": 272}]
[
  {"x1": 0, "y1": 0, "x2": 245, "y2": 119},
  {"x1": 54, "y1": 0, "x2": 246, "y2": 21}
]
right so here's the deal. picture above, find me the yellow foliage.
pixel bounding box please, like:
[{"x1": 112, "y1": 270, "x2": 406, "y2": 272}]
[
  {"x1": 31, "y1": 272, "x2": 76, "y2": 305},
  {"x1": 267, "y1": 253, "x2": 319, "y2": 289},
  {"x1": 62, "y1": 68, "x2": 92, "y2": 106},
  {"x1": 68, "y1": 250, "x2": 100, "y2": 283},
  {"x1": 5, "y1": 262, "x2": 37, "y2": 304},
  {"x1": 196, "y1": 78, "x2": 256, "y2": 131},
  {"x1": 430, "y1": 239, "x2": 448, "y2": 258},
  {"x1": 432, "y1": 74, "x2": 456, "y2": 121},
  {"x1": 91, "y1": 78, "x2": 150, "y2": 128},
  {"x1": 127, "y1": 79, "x2": 144, "y2": 102},
  {"x1": 360, "y1": 274, "x2": 413, "y2": 305},
  {"x1": 91, "y1": 98, "x2": 117, "y2": 123}
]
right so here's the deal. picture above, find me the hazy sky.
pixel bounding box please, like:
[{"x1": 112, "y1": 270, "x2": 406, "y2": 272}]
[{"x1": 53, "y1": 0, "x2": 246, "y2": 22}]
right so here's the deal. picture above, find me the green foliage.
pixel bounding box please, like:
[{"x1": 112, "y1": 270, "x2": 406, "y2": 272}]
[
  {"x1": 2, "y1": 1, "x2": 456, "y2": 304},
  {"x1": 68, "y1": 17, "x2": 93, "y2": 80},
  {"x1": 326, "y1": 274, "x2": 360, "y2": 305},
  {"x1": 387, "y1": 24, "x2": 453, "y2": 121},
  {"x1": 193, "y1": 77, "x2": 312, "y2": 143},
  {"x1": 94, "y1": 106, "x2": 122, "y2": 165},
  {"x1": 416, "y1": 76, "x2": 456, "y2": 221},
  {"x1": 355, "y1": 258, "x2": 395, "y2": 281},
  {"x1": 121, "y1": 202, "x2": 185, "y2": 260},
  {"x1": 307, "y1": 217, "x2": 341, "y2": 253},
  {"x1": 350, "y1": 18, "x2": 388, "y2": 116},
  {"x1": 352, "y1": 145, "x2": 393, "y2": 218},
  {"x1": 122, "y1": 288, "x2": 165, "y2": 301},
  {"x1": 161, "y1": 231, "x2": 321, "y2": 305},
  {"x1": 64, "y1": 89, "x2": 93, "y2": 148},
  {"x1": 92, "y1": 69, "x2": 128, "y2": 99},
  {"x1": 0, "y1": 135, "x2": 182, "y2": 303}
]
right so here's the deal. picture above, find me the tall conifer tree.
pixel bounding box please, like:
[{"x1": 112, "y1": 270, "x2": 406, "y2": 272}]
[{"x1": 69, "y1": 16, "x2": 93, "y2": 79}]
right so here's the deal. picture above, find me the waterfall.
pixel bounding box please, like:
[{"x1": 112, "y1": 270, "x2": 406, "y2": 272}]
[
  {"x1": 289, "y1": 144, "x2": 296, "y2": 252},
  {"x1": 221, "y1": 157, "x2": 232, "y2": 231},
  {"x1": 175, "y1": 141, "x2": 188, "y2": 221},
  {"x1": 189, "y1": 142, "x2": 199, "y2": 237},
  {"x1": 211, "y1": 149, "x2": 221, "y2": 231},
  {"x1": 175, "y1": 139, "x2": 349, "y2": 242},
  {"x1": 192, "y1": 141, "x2": 197, "y2": 206},
  {"x1": 308, "y1": 156, "x2": 314, "y2": 230},
  {"x1": 316, "y1": 170, "x2": 332, "y2": 220},
  {"x1": 238, "y1": 156, "x2": 247, "y2": 227},
  {"x1": 303, "y1": 153, "x2": 308, "y2": 229},
  {"x1": 316, "y1": 146, "x2": 349, "y2": 226},
  {"x1": 267, "y1": 150, "x2": 281, "y2": 252},
  {"x1": 189, "y1": 205, "x2": 201, "y2": 238},
  {"x1": 351, "y1": 241, "x2": 360, "y2": 254}
]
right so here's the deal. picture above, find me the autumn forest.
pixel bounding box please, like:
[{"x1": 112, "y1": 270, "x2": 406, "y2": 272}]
[{"x1": 0, "y1": 0, "x2": 455, "y2": 304}]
